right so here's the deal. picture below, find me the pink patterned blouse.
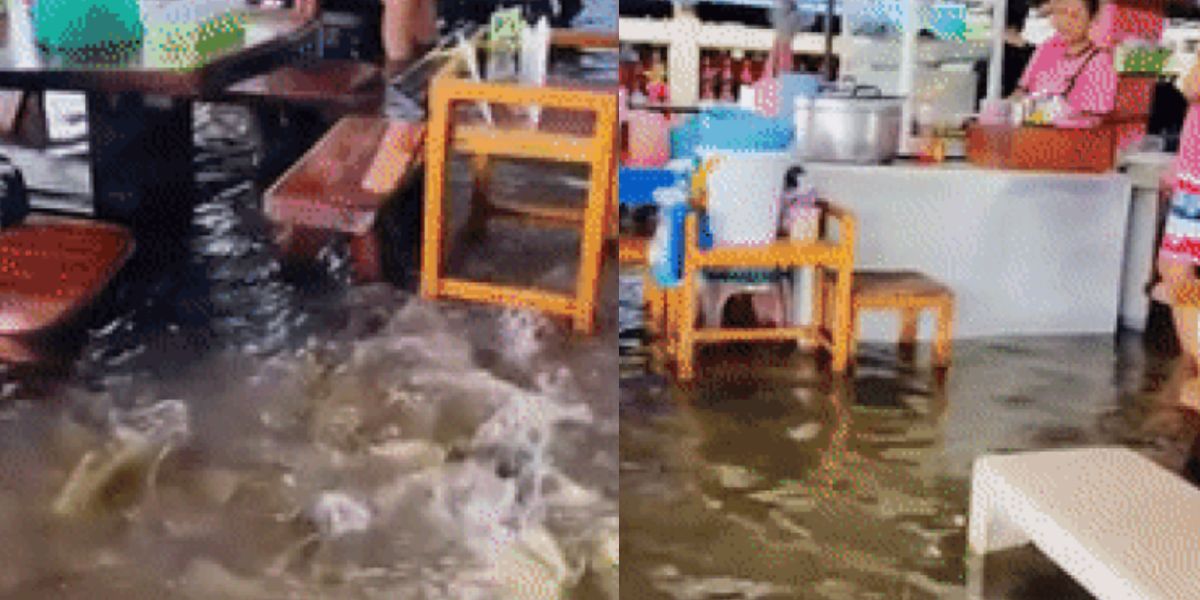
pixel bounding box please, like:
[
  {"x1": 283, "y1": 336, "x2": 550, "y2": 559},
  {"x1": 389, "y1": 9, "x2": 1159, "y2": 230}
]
[{"x1": 1018, "y1": 35, "x2": 1117, "y2": 119}]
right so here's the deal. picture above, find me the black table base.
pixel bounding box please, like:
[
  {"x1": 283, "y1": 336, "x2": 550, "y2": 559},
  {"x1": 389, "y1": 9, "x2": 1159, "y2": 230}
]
[{"x1": 86, "y1": 92, "x2": 195, "y2": 242}]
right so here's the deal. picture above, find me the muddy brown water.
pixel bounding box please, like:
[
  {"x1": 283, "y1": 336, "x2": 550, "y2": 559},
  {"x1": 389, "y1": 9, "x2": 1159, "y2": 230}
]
[
  {"x1": 619, "y1": 271, "x2": 1199, "y2": 600},
  {"x1": 0, "y1": 20, "x2": 620, "y2": 597}
]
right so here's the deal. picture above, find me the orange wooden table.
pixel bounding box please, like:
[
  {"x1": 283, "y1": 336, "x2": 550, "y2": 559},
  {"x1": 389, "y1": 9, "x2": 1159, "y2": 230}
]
[
  {"x1": 655, "y1": 202, "x2": 857, "y2": 381},
  {"x1": 421, "y1": 30, "x2": 618, "y2": 334}
]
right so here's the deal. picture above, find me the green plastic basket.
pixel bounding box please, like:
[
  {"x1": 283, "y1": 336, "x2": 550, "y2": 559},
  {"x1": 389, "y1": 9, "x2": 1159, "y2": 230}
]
[
  {"x1": 144, "y1": 11, "x2": 246, "y2": 70},
  {"x1": 32, "y1": 0, "x2": 144, "y2": 53}
]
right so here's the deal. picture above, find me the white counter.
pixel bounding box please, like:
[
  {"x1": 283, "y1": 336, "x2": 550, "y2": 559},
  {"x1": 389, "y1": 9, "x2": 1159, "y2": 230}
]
[{"x1": 803, "y1": 161, "x2": 1134, "y2": 341}]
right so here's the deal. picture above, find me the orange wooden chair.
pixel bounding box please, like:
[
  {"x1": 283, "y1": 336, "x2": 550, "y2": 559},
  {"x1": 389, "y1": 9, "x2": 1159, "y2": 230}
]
[
  {"x1": 657, "y1": 200, "x2": 857, "y2": 381},
  {"x1": 421, "y1": 30, "x2": 618, "y2": 334}
]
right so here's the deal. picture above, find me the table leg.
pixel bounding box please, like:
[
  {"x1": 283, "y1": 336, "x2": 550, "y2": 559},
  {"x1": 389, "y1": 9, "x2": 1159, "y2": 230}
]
[
  {"x1": 899, "y1": 306, "x2": 920, "y2": 362},
  {"x1": 87, "y1": 92, "x2": 195, "y2": 243},
  {"x1": 934, "y1": 299, "x2": 954, "y2": 368},
  {"x1": 830, "y1": 266, "x2": 854, "y2": 374},
  {"x1": 349, "y1": 229, "x2": 383, "y2": 283},
  {"x1": 465, "y1": 154, "x2": 492, "y2": 239}
]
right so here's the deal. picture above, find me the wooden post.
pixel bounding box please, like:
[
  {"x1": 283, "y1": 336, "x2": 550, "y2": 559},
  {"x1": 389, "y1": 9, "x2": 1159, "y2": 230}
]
[
  {"x1": 898, "y1": 0, "x2": 920, "y2": 155},
  {"x1": 988, "y1": 0, "x2": 1007, "y2": 101},
  {"x1": 669, "y1": 3, "x2": 701, "y2": 106}
]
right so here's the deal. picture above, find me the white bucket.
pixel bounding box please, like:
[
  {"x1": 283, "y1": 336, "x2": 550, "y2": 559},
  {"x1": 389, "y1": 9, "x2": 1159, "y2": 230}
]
[{"x1": 698, "y1": 149, "x2": 792, "y2": 246}]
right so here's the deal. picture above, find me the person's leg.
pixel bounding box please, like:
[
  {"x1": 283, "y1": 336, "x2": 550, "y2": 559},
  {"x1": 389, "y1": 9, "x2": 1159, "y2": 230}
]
[
  {"x1": 381, "y1": 0, "x2": 409, "y2": 63},
  {"x1": 412, "y1": 0, "x2": 437, "y2": 47},
  {"x1": 1158, "y1": 186, "x2": 1200, "y2": 366},
  {"x1": 381, "y1": 0, "x2": 437, "y2": 64}
]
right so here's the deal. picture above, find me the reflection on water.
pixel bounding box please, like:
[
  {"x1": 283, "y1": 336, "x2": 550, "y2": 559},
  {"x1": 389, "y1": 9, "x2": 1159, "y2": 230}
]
[{"x1": 619, "y1": 271, "x2": 1196, "y2": 599}]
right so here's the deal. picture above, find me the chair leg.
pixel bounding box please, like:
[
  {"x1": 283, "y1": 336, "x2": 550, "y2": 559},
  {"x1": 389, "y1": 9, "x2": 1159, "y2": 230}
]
[
  {"x1": 807, "y1": 267, "x2": 825, "y2": 352},
  {"x1": 463, "y1": 155, "x2": 494, "y2": 242},
  {"x1": 420, "y1": 89, "x2": 452, "y2": 300},
  {"x1": 777, "y1": 276, "x2": 791, "y2": 328},
  {"x1": 934, "y1": 299, "x2": 954, "y2": 368},
  {"x1": 848, "y1": 306, "x2": 861, "y2": 369},
  {"x1": 348, "y1": 229, "x2": 383, "y2": 284},
  {"x1": 899, "y1": 307, "x2": 920, "y2": 362},
  {"x1": 678, "y1": 262, "x2": 698, "y2": 381},
  {"x1": 645, "y1": 270, "x2": 663, "y2": 340},
  {"x1": 274, "y1": 223, "x2": 333, "y2": 265},
  {"x1": 829, "y1": 267, "x2": 854, "y2": 373}
]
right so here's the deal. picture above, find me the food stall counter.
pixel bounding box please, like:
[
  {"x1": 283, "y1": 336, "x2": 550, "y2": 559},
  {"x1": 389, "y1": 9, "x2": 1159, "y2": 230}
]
[{"x1": 800, "y1": 159, "x2": 1135, "y2": 341}]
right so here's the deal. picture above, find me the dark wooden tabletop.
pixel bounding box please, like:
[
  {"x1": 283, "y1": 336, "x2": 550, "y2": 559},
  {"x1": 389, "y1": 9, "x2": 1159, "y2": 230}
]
[
  {"x1": 0, "y1": 9, "x2": 318, "y2": 97},
  {"x1": 222, "y1": 58, "x2": 383, "y2": 112}
]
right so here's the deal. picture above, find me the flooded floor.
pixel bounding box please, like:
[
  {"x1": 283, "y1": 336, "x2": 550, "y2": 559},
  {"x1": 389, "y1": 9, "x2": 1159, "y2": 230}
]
[
  {"x1": 618, "y1": 272, "x2": 1199, "y2": 599},
  {"x1": 0, "y1": 3, "x2": 620, "y2": 597},
  {"x1": 0, "y1": 56, "x2": 618, "y2": 600}
]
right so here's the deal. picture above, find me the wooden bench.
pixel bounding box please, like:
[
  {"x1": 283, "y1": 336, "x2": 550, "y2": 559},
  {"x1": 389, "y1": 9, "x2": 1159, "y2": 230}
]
[
  {"x1": 968, "y1": 447, "x2": 1200, "y2": 600},
  {"x1": 264, "y1": 115, "x2": 426, "y2": 282},
  {"x1": 848, "y1": 270, "x2": 954, "y2": 368}
]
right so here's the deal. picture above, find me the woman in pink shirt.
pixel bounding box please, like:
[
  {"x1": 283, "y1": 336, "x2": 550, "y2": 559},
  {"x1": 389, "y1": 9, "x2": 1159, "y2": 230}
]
[{"x1": 1010, "y1": 0, "x2": 1117, "y2": 126}]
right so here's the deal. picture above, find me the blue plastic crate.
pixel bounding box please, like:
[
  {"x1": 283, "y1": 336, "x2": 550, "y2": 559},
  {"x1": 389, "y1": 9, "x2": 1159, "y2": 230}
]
[{"x1": 618, "y1": 167, "x2": 682, "y2": 208}]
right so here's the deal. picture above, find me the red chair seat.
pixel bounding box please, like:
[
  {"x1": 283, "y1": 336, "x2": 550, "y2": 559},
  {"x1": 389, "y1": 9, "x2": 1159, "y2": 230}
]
[{"x1": 0, "y1": 215, "x2": 134, "y2": 335}]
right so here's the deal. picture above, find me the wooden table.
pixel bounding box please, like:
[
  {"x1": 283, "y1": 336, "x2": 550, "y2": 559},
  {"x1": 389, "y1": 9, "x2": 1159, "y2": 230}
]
[
  {"x1": 221, "y1": 59, "x2": 382, "y2": 115},
  {"x1": 0, "y1": 9, "x2": 318, "y2": 243}
]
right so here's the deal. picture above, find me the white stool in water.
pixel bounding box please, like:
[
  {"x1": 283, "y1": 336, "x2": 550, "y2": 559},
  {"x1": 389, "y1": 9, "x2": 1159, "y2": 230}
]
[
  {"x1": 699, "y1": 272, "x2": 790, "y2": 328},
  {"x1": 968, "y1": 447, "x2": 1200, "y2": 600}
]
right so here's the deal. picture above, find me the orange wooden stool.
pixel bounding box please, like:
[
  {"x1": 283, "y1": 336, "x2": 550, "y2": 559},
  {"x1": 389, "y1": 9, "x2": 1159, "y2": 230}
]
[{"x1": 849, "y1": 271, "x2": 955, "y2": 368}]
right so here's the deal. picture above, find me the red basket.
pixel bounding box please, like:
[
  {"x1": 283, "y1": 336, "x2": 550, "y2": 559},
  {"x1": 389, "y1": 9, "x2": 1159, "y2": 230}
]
[{"x1": 966, "y1": 123, "x2": 1117, "y2": 173}]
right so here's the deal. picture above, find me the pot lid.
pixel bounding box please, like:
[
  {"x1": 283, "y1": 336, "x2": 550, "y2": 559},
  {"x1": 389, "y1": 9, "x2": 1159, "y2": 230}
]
[{"x1": 799, "y1": 94, "x2": 905, "y2": 109}]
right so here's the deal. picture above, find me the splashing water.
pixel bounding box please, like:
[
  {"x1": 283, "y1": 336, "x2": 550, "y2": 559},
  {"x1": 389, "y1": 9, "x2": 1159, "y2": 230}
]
[
  {"x1": 0, "y1": 124, "x2": 615, "y2": 600},
  {"x1": 0, "y1": 3, "x2": 617, "y2": 592}
]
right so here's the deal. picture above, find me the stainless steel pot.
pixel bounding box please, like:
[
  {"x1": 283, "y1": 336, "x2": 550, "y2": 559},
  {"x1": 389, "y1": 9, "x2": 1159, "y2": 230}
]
[{"x1": 794, "y1": 85, "x2": 904, "y2": 164}]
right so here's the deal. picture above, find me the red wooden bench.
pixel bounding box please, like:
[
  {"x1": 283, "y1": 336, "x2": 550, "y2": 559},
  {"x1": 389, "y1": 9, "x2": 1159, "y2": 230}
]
[{"x1": 264, "y1": 115, "x2": 426, "y2": 281}]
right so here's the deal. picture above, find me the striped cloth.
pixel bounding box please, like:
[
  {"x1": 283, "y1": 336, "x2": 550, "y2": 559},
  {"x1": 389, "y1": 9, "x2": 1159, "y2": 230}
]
[{"x1": 1161, "y1": 192, "x2": 1200, "y2": 265}]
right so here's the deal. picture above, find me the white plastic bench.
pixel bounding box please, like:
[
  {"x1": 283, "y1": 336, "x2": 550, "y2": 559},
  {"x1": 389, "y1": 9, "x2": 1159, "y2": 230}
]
[{"x1": 968, "y1": 447, "x2": 1200, "y2": 600}]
